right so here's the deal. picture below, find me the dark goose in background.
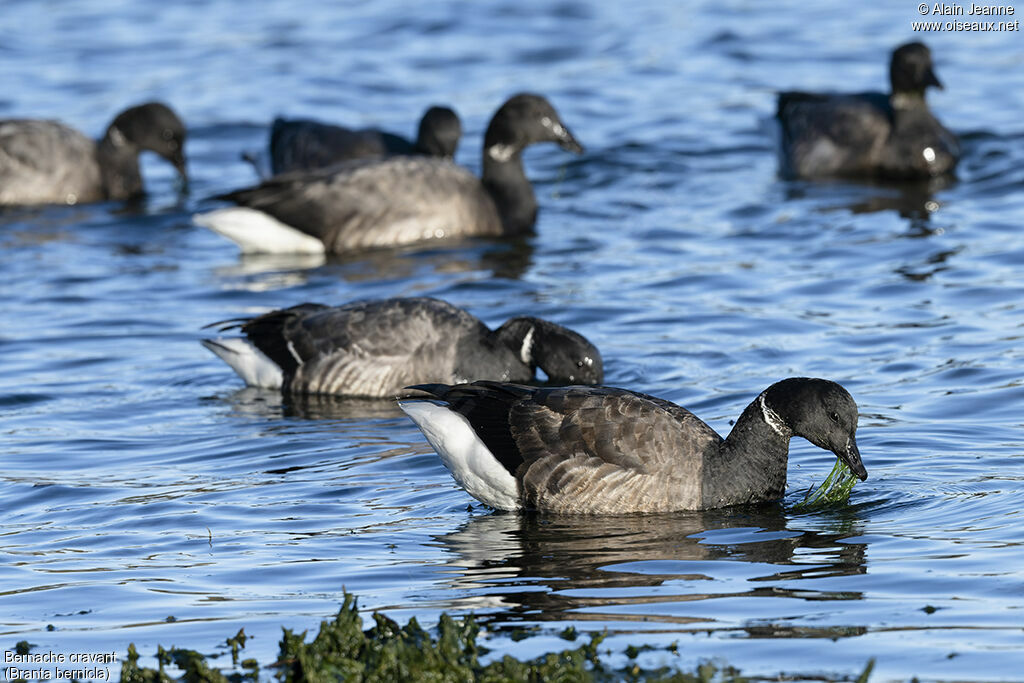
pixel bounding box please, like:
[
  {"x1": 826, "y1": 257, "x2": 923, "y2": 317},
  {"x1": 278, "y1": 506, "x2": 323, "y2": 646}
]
[
  {"x1": 0, "y1": 102, "x2": 187, "y2": 205},
  {"x1": 194, "y1": 93, "x2": 583, "y2": 254},
  {"x1": 400, "y1": 378, "x2": 866, "y2": 514},
  {"x1": 268, "y1": 105, "x2": 462, "y2": 174},
  {"x1": 202, "y1": 297, "x2": 603, "y2": 398},
  {"x1": 777, "y1": 41, "x2": 959, "y2": 180}
]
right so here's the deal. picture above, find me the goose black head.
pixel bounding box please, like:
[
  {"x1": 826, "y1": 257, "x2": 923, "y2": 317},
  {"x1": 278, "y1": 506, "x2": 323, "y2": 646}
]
[
  {"x1": 416, "y1": 106, "x2": 462, "y2": 159},
  {"x1": 496, "y1": 317, "x2": 603, "y2": 384},
  {"x1": 764, "y1": 378, "x2": 867, "y2": 481},
  {"x1": 109, "y1": 102, "x2": 188, "y2": 182},
  {"x1": 890, "y1": 42, "x2": 943, "y2": 96},
  {"x1": 484, "y1": 93, "x2": 584, "y2": 160}
]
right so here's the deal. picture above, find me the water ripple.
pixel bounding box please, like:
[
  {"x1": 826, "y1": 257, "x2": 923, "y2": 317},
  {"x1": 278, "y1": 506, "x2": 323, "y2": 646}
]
[{"x1": 2, "y1": 1, "x2": 1024, "y2": 680}]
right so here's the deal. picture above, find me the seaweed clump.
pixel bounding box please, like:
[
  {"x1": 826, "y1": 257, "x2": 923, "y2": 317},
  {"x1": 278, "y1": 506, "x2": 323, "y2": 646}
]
[
  {"x1": 793, "y1": 458, "x2": 860, "y2": 512},
  {"x1": 119, "y1": 592, "x2": 748, "y2": 682}
]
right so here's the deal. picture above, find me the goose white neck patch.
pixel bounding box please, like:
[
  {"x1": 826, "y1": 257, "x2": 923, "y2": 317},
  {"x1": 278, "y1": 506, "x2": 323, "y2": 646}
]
[
  {"x1": 890, "y1": 92, "x2": 923, "y2": 110},
  {"x1": 108, "y1": 126, "x2": 127, "y2": 147},
  {"x1": 759, "y1": 393, "x2": 788, "y2": 438},
  {"x1": 287, "y1": 340, "x2": 304, "y2": 366},
  {"x1": 519, "y1": 326, "x2": 535, "y2": 365},
  {"x1": 487, "y1": 144, "x2": 516, "y2": 162}
]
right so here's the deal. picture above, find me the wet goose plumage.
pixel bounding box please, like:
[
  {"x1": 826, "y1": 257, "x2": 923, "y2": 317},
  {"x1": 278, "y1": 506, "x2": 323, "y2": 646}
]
[
  {"x1": 400, "y1": 379, "x2": 867, "y2": 514},
  {"x1": 268, "y1": 106, "x2": 462, "y2": 174},
  {"x1": 0, "y1": 102, "x2": 187, "y2": 205},
  {"x1": 777, "y1": 42, "x2": 958, "y2": 180},
  {"x1": 194, "y1": 93, "x2": 583, "y2": 254},
  {"x1": 202, "y1": 297, "x2": 603, "y2": 398}
]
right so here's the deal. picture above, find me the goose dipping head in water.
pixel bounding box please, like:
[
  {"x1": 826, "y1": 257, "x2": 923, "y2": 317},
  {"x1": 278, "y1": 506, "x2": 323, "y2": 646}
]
[
  {"x1": 0, "y1": 102, "x2": 187, "y2": 206},
  {"x1": 194, "y1": 93, "x2": 583, "y2": 255},
  {"x1": 400, "y1": 378, "x2": 867, "y2": 513},
  {"x1": 202, "y1": 297, "x2": 603, "y2": 398}
]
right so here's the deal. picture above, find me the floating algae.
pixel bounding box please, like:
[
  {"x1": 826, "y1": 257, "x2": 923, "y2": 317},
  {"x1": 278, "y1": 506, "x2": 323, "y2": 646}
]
[
  {"x1": 113, "y1": 591, "x2": 878, "y2": 681},
  {"x1": 118, "y1": 591, "x2": 755, "y2": 682},
  {"x1": 793, "y1": 458, "x2": 860, "y2": 511}
]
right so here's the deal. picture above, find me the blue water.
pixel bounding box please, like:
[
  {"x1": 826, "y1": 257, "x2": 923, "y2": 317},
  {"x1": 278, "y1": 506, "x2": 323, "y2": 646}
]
[{"x1": 2, "y1": 1, "x2": 1024, "y2": 680}]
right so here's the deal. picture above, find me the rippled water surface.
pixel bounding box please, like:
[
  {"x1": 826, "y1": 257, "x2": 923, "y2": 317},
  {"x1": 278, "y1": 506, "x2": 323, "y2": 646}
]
[{"x1": 2, "y1": 2, "x2": 1024, "y2": 680}]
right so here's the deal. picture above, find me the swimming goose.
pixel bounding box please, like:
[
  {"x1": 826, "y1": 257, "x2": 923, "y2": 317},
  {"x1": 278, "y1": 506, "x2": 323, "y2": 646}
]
[
  {"x1": 400, "y1": 379, "x2": 866, "y2": 513},
  {"x1": 0, "y1": 102, "x2": 187, "y2": 205},
  {"x1": 194, "y1": 93, "x2": 583, "y2": 254},
  {"x1": 202, "y1": 297, "x2": 603, "y2": 397},
  {"x1": 268, "y1": 106, "x2": 461, "y2": 174},
  {"x1": 777, "y1": 42, "x2": 958, "y2": 180}
]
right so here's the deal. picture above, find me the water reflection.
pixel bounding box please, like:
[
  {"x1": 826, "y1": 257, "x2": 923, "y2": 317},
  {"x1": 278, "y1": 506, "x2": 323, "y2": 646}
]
[
  {"x1": 283, "y1": 392, "x2": 405, "y2": 421},
  {"x1": 431, "y1": 509, "x2": 867, "y2": 630},
  {"x1": 841, "y1": 178, "x2": 952, "y2": 225},
  {"x1": 781, "y1": 176, "x2": 954, "y2": 230},
  {"x1": 211, "y1": 235, "x2": 534, "y2": 291},
  {"x1": 0, "y1": 204, "x2": 103, "y2": 247},
  {"x1": 893, "y1": 246, "x2": 962, "y2": 282},
  {"x1": 212, "y1": 386, "x2": 405, "y2": 422}
]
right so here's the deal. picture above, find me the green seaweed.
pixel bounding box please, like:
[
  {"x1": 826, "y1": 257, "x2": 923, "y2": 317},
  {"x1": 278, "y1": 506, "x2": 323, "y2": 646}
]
[
  {"x1": 793, "y1": 458, "x2": 860, "y2": 511},
  {"x1": 117, "y1": 591, "x2": 876, "y2": 682}
]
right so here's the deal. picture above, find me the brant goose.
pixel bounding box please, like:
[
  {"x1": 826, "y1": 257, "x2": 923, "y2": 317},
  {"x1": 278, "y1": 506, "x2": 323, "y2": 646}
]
[
  {"x1": 777, "y1": 42, "x2": 958, "y2": 180},
  {"x1": 400, "y1": 379, "x2": 866, "y2": 513},
  {"x1": 195, "y1": 93, "x2": 582, "y2": 254},
  {"x1": 268, "y1": 106, "x2": 461, "y2": 174},
  {"x1": 0, "y1": 102, "x2": 187, "y2": 205},
  {"x1": 202, "y1": 297, "x2": 603, "y2": 397}
]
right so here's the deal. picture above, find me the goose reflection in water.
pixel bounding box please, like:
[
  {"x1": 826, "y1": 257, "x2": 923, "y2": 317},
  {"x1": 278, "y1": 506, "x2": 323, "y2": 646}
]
[
  {"x1": 207, "y1": 386, "x2": 407, "y2": 423},
  {"x1": 211, "y1": 235, "x2": 535, "y2": 292},
  {"x1": 782, "y1": 175, "x2": 954, "y2": 231},
  {"x1": 429, "y1": 509, "x2": 867, "y2": 638}
]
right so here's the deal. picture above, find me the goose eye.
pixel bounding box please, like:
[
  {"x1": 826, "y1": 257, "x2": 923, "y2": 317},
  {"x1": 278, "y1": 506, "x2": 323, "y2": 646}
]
[{"x1": 829, "y1": 411, "x2": 840, "y2": 423}]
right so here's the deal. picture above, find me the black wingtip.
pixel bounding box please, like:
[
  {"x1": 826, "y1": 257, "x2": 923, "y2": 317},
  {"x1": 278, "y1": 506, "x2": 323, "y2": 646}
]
[
  {"x1": 208, "y1": 188, "x2": 243, "y2": 203},
  {"x1": 403, "y1": 383, "x2": 451, "y2": 398},
  {"x1": 200, "y1": 316, "x2": 250, "y2": 331}
]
